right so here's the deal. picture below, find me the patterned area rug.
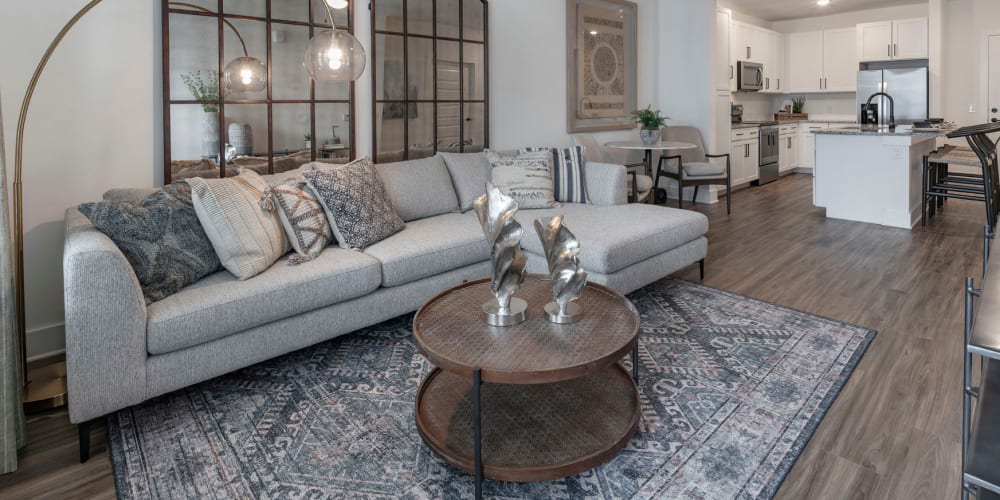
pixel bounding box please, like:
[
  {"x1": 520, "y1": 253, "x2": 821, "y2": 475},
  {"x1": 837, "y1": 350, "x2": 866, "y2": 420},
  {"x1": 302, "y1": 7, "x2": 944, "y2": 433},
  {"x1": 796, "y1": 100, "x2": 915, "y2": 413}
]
[{"x1": 108, "y1": 278, "x2": 875, "y2": 499}]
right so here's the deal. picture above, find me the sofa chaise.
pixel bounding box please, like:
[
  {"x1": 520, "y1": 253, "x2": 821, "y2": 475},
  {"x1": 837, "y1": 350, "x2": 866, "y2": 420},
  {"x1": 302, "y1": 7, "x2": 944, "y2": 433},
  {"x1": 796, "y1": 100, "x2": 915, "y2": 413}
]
[{"x1": 63, "y1": 153, "x2": 709, "y2": 460}]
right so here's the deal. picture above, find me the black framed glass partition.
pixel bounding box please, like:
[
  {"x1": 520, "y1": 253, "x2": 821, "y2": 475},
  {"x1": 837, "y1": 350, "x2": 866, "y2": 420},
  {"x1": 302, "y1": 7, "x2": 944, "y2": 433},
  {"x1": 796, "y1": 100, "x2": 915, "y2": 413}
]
[
  {"x1": 371, "y1": 0, "x2": 488, "y2": 163},
  {"x1": 163, "y1": 0, "x2": 357, "y2": 183}
]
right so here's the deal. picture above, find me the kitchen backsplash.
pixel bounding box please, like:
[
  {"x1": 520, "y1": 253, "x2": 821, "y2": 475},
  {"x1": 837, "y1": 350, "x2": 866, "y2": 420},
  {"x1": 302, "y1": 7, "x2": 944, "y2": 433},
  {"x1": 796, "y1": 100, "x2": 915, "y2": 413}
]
[{"x1": 732, "y1": 91, "x2": 859, "y2": 121}]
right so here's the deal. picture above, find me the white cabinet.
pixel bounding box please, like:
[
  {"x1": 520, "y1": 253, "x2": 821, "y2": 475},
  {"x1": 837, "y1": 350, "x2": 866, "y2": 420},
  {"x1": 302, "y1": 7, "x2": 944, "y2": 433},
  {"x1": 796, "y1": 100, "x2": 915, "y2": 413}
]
[
  {"x1": 857, "y1": 18, "x2": 928, "y2": 62},
  {"x1": 787, "y1": 31, "x2": 825, "y2": 92},
  {"x1": 893, "y1": 18, "x2": 928, "y2": 60},
  {"x1": 716, "y1": 9, "x2": 732, "y2": 92},
  {"x1": 858, "y1": 21, "x2": 893, "y2": 62},
  {"x1": 730, "y1": 128, "x2": 759, "y2": 185},
  {"x1": 787, "y1": 28, "x2": 858, "y2": 93},
  {"x1": 730, "y1": 21, "x2": 783, "y2": 93},
  {"x1": 779, "y1": 123, "x2": 799, "y2": 173},
  {"x1": 823, "y1": 28, "x2": 858, "y2": 92},
  {"x1": 798, "y1": 123, "x2": 829, "y2": 169}
]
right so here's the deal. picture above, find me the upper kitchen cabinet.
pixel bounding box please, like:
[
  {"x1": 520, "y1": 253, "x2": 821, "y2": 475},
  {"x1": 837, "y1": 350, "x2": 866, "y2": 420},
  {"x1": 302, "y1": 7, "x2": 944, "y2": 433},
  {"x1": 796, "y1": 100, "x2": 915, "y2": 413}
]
[
  {"x1": 716, "y1": 8, "x2": 732, "y2": 92},
  {"x1": 730, "y1": 20, "x2": 783, "y2": 93},
  {"x1": 786, "y1": 28, "x2": 857, "y2": 93},
  {"x1": 857, "y1": 18, "x2": 928, "y2": 62}
]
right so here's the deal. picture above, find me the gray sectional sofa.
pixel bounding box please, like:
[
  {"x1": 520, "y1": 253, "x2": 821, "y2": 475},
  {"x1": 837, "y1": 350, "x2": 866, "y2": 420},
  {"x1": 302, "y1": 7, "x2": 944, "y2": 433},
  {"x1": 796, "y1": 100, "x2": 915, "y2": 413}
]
[{"x1": 63, "y1": 153, "x2": 709, "y2": 458}]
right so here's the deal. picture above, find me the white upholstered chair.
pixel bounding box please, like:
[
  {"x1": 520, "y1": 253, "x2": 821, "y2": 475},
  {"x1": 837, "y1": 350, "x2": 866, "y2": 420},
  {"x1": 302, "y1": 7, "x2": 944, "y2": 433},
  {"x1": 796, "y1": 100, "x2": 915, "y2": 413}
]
[{"x1": 572, "y1": 134, "x2": 654, "y2": 203}]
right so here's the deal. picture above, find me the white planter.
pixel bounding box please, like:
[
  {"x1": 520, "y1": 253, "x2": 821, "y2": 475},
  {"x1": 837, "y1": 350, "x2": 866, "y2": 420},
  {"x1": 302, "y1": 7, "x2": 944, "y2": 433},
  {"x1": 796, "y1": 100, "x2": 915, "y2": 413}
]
[
  {"x1": 639, "y1": 128, "x2": 660, "y2": 145},
  {"x1": 201, "y1": 111, "x2": 220, "y2": 158}
]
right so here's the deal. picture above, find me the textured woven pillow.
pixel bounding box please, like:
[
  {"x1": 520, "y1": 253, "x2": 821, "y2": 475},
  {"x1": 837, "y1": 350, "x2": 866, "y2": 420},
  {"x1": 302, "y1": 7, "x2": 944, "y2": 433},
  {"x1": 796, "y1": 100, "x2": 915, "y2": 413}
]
[
  {"x1": 268, "y1": 177, "x2": 333, "y2": 265},
  {"x1": 187, "y1": 170, "x2": 290, "y2": 280},
  {"x1": 78, "y1": 182, "x2": 221, "y2": 303},
  {"x1": 485, "y1": 150, "x2": 560, "y2": 209},
  {"x1": 302, "y1": 157, "x2": 405, "y2": 250},
  {"x1": 519, "y1": 146, "x2": 589, "y2": 204}
]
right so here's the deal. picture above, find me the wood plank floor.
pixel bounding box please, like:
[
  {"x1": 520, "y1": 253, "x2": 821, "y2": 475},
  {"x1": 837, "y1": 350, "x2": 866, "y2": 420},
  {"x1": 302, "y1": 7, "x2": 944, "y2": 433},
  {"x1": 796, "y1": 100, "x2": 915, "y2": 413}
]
[{"x1": 0, "y1": 173, "x2": 978, "y2": 499}]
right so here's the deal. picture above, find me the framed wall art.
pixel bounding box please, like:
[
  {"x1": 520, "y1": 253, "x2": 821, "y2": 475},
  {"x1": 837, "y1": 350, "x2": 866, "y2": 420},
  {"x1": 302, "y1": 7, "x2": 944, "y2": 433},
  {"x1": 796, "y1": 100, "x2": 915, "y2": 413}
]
[{"x1": 566, "y1": 0, "x2": 638, "y2": 133}]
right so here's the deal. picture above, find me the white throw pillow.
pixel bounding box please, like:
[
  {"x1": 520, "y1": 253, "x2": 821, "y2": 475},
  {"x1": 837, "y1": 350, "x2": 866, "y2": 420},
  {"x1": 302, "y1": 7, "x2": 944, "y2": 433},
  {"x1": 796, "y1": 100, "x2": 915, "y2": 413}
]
[
  {"x1": 485, "y1": 150, "x2": 560, "y2": 209},
  {"x1": 187, "y1": 170, "x2": 290, "y2": 280}
]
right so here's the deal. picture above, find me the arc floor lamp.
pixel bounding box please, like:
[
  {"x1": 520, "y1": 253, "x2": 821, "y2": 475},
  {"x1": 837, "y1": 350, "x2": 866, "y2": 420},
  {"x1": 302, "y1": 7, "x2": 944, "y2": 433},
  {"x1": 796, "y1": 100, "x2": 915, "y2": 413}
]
[{"x1": 15, "y1": 0, "x2": 365, "y2": 412}]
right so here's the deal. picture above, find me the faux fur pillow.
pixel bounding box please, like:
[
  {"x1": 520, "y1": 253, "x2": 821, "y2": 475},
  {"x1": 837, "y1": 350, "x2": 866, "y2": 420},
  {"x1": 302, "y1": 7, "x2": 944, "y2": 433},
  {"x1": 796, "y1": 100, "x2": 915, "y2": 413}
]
[{"x1": 78, "y1": 182, "x2": 221, "y2": 303}]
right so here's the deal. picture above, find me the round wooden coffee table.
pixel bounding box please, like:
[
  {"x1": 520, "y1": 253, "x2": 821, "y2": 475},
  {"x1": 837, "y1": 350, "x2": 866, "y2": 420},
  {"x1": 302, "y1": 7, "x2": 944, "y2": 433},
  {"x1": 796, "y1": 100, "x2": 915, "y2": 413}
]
[{"x1": 412, "y1": 276, "x2": 641, "y2": 498}]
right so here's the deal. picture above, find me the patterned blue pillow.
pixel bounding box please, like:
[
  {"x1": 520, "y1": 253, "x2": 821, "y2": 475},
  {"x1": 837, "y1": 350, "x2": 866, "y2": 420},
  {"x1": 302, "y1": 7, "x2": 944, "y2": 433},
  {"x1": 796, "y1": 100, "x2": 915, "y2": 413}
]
[{"x1": 519, "y1": 146, "x2": 588, "y2": 204}]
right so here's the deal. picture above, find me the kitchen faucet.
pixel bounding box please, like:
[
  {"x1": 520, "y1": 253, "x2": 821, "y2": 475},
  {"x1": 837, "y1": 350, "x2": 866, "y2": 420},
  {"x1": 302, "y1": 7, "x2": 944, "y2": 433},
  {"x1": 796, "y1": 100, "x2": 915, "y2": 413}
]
[{"x1": 865, "y1": 92, "x2": 895, "y2": 129}]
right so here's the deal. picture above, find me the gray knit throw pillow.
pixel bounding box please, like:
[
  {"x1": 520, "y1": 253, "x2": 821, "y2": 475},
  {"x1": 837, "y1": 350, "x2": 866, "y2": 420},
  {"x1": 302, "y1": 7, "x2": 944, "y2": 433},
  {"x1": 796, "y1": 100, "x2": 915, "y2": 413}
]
[
  {"x1": 78, "y1": 182, "x2": 221, "y2": 303},
  {"x1": 302, "y1": 158, "x2": 405, "y2": 250}
]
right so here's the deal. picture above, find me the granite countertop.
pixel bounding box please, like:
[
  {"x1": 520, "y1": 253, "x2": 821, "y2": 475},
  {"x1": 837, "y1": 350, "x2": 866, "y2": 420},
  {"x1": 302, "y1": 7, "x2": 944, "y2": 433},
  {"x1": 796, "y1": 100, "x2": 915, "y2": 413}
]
[
  {"x1": 815, "y1": 126, "x2": 945, "y2": 137},
  {"x1": 731, "y1": 123, "x2": 760, "y2": 129}
]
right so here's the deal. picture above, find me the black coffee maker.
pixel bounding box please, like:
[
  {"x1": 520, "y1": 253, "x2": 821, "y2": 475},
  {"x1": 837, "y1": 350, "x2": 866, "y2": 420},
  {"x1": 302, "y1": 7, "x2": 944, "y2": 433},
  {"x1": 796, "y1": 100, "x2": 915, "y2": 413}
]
[{"x1": 860, "y1": 103, "x2": 879, "y2": 126}]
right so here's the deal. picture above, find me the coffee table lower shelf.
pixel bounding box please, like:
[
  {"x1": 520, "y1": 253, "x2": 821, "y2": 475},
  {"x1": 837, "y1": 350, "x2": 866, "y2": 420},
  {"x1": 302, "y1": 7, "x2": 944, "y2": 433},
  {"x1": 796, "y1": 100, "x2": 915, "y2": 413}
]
[{"x1": 415, "y1": 364, "x2": 640, "y2": 483}]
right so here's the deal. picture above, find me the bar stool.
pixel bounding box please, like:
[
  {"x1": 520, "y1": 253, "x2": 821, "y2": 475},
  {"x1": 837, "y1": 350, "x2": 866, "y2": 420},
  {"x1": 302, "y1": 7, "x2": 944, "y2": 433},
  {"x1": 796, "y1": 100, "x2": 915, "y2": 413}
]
[{"x1": 922, "y1": 145, "x2": 990, "y2": 226}]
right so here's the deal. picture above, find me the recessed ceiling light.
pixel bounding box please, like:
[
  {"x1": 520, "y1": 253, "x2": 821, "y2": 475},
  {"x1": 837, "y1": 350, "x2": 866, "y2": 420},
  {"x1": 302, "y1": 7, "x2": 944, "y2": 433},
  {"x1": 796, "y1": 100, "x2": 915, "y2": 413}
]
[{"x1": 817, "y1": 0, "x2": 831, "y2": 5}]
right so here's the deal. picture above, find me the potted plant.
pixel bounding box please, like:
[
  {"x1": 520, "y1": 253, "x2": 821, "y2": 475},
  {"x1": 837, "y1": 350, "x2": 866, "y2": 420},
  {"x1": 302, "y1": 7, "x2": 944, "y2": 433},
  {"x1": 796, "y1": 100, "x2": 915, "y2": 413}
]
[
  {"x1": 304, "y1": 133, "x2": 313, "y2": 149},
  {"x1": 792, "y1": 96, "x2": 806, "y2": 115},
  {"x1": 631, "y1": 105, "x2": 669, "y2": 145},
  {"x1": 181, "y1": 70, "x2": 221, "y2": 157}
]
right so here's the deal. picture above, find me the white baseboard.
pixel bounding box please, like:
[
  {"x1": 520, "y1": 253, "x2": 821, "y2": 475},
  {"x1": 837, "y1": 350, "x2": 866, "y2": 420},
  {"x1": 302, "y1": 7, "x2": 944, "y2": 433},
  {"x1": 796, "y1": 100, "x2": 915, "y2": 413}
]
[
  {"x1": 793, "y1": 166, "x2": 814, "y2": 175},
  {"x1": 25, "y1": 322, "x2": 65, "y2": 361}
]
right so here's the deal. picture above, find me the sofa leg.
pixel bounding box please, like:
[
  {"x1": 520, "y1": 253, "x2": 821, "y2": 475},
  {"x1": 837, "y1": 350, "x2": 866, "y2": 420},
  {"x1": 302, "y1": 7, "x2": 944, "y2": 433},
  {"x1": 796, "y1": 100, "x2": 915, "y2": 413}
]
[
  {"x1": 699, "y1": 259, "x2": 705, "y2": 281},
  {"x1": 79, "y1": 420, "x2": 92, "y2": 463}
]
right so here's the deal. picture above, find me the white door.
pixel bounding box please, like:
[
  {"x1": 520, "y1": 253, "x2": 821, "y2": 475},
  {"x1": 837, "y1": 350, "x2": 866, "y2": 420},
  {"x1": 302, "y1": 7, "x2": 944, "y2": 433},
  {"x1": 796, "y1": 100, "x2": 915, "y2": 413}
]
[
  {"x1": 893, "y1": 18, "x2": 928, "y2": 60},
  {"x1": 715, "y1": 9, "x2": 732, "y2": 92},
  {"x1": 824, "y1": 28, "x2": 858, "y2": 92},
  {"x1": 771, "y1": 31, "x2": 785, "y2": 92},
  {"x1": 857, "y1": 21, "x2": 893, "y2": 62},
  {"x1": 788, "y1": 31, "x2": 824, "y2": 92},
  {"x1": 988, "y1": 35, "x2": 1000, "y2": 125},
  {"x1": 761, "y1": 30, "x2": 777, "y2": 92},
  {"x1": 437, "y1": 63, "x2": 462, "y2": 149},
  {"x1": 750, "y1": 26, "x2": 767, "y2": 64}
]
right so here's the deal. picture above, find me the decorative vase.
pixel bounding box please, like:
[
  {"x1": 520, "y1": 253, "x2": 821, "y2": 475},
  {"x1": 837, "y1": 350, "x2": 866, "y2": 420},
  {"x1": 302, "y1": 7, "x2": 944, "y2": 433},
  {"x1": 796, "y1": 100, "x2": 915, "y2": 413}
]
[
  {"x1": 639, "y1": 128, "x2": 660, "y2": 145},
  {"x1": 534, "y1": 215, "x2": 587, "y2": 324},
  {"x1": 201, "y1": 111, "x2": 220, "y2": 158},
  {"x1": 304, "y1": 140, "x2": 312, "y2": 150},
  {"x1": 229, "y1": 123, "x2": 253, "y2": 156}
]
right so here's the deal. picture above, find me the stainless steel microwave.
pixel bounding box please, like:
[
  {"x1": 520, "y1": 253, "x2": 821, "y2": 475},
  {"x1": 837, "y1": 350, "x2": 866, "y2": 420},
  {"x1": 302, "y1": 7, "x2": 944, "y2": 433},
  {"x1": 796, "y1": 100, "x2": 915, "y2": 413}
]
[{"x1": 737, "y1": 61, "x2": 763, "y2": 91}]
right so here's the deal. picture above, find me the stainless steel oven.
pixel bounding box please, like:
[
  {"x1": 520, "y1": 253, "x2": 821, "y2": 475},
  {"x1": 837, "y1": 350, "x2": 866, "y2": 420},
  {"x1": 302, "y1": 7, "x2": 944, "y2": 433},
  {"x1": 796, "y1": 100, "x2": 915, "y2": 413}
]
[
  {"x1": 756, "y1": 124, "x2": 779, "y2": 184},
  {"x1": 737, "y1": 61, "x2": 763, "y2": 92}
]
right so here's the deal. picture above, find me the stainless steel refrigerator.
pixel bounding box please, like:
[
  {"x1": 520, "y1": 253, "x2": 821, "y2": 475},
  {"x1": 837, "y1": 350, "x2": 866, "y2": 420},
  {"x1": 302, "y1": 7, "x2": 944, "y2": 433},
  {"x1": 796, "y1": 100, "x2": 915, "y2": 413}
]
[{"x1": 857, "y1": 67, "x2": 928, "y2": 126}]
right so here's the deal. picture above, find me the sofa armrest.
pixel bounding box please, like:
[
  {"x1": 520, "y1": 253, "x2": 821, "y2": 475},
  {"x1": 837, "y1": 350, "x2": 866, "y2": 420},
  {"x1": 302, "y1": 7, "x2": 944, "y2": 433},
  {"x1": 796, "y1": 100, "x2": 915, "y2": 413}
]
[
  {"x1": 63, "y1": 208, "x2": 147, "y2": 423},
  {"x1": 584, "y1": 161, "x2": 628, "y2": 206}
]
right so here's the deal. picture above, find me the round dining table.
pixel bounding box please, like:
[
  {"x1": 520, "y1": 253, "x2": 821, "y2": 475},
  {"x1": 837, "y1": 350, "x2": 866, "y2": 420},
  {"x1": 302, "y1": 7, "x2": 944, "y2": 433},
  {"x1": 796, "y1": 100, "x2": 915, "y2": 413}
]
[{"x1": 604, "y1": 141, "x2": 697, "y2": 179}]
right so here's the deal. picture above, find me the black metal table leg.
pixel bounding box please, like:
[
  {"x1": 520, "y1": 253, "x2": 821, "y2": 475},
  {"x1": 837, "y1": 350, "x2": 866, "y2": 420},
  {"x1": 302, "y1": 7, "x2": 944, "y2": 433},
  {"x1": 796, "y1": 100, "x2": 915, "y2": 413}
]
[
  {"x1": 644, "y1": 149, "x2": 653, "y2": 178},
  {"x1": 631, "y1": 342, "x2": 639, "y2": 384},
  {"x1": 473, "y1": 367, "x2": 483, "y2": 500}
]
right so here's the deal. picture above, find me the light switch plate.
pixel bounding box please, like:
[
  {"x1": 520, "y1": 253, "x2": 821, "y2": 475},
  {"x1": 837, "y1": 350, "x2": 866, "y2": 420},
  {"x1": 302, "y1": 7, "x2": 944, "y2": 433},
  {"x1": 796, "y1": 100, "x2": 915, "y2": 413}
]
[{"x1": 970, "y1": 105, "x2": 977, "y2": 113}]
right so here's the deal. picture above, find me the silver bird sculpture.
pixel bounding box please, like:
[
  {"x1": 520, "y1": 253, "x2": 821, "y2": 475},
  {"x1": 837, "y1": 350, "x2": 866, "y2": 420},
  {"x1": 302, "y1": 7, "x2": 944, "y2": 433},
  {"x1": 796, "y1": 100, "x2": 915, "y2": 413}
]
[
  {"x1": 534, "y1": 215, "x2": 587, "y2": 323},
  {"x1": 473, "y1": 183, "x2": 528, "y2": 326}
]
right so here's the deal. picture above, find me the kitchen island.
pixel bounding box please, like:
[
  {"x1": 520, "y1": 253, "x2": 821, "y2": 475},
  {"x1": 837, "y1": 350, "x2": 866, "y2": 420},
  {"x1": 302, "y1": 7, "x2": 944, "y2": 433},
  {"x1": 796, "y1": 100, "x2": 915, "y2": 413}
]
[{"x1": 813, "y1": 126, "x2": 943, "y2": 229}]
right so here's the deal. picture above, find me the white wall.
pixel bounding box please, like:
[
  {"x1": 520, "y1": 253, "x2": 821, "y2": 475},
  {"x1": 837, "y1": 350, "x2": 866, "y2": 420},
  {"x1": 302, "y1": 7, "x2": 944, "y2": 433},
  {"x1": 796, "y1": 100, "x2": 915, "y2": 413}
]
[
  {"x1": 0, "y1": 0, "x2": 161, "y2": 359},
  {"x1": 942, "y1": 0, "x2": 1000, "y2": 127},
  {"x1": 486, "y1": 0, "x2": 661, "y2": 150}
]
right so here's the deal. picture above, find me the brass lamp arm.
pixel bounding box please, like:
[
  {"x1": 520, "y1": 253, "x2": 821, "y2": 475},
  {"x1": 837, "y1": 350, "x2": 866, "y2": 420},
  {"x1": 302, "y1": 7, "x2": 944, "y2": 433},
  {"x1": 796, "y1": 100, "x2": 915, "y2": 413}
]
[{"x1": 167, "y1": 2, "x2": 249, "y2": 57}]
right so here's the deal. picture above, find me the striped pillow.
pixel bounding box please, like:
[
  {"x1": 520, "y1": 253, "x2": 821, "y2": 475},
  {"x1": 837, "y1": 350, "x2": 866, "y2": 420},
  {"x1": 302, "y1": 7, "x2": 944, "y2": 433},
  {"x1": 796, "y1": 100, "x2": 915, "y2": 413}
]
[
  {"x1": 519, "y1": 146, "x2": 589, "y2": 204},
  {"x1": 187, "y1": 170, "x2": 290, "y2": 280}
]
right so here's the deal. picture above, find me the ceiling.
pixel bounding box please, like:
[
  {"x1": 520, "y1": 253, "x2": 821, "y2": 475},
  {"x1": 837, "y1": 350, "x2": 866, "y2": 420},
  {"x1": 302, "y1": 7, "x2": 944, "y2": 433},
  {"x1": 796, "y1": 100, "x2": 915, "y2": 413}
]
[{"x1": 721, "y1": 0, "x2": 924, "y2": 22}]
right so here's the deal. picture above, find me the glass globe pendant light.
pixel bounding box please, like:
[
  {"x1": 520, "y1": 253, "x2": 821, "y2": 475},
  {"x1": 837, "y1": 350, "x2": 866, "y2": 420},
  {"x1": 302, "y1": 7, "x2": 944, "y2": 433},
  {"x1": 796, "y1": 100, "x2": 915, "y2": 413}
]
[
  {"x1": 304, "y1": 0, "x2": 366, "y2": 82},
  {"x1": 225, "y1": 56, "x2": 267, "y2": 93}
]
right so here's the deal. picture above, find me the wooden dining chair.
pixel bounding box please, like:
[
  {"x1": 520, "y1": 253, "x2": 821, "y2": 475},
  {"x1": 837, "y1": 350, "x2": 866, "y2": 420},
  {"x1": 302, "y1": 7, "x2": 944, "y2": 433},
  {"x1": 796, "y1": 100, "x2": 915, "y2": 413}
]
[{"x1": 656, "y1": 126, "x2": 732, "y2": 214}]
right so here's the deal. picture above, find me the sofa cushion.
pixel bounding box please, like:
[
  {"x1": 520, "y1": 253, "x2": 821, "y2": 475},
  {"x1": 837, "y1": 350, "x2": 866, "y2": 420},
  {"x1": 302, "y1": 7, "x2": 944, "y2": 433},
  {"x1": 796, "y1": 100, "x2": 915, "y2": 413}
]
[
  {"x1": 515, "y1": 204, "x2": 708, "y2": 274},
  {"x1": 146, "y1": 248, "x2": 382, "y2": 355},
  {"x1": 363, "y1": 212, "x2": 489, "y2": 287},
  {"x1": 375, "y1": 155, "x2": 460, "y2": 221},
  {"x1": 440, "y1": 152, "x2": 490, "y2": 212}
]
